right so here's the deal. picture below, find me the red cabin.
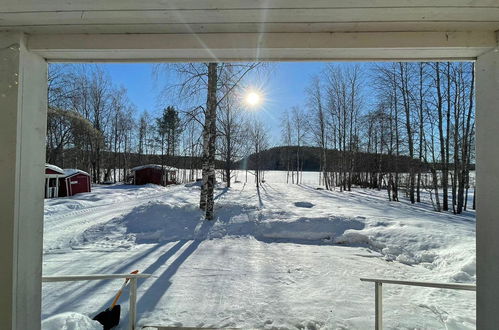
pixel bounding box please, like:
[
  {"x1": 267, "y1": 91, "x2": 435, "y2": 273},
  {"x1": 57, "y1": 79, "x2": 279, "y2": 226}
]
[
  {"x1": 131, "y1": 164, "x2": 177, "y2": 186},
  {"x1": 58, "y1": 169, "x2": 92, "y2": 197}
]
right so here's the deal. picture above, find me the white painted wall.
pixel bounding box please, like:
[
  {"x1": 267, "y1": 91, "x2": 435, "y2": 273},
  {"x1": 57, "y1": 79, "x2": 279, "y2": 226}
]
[{"x1": 0, "y1": 32, "x2": 47, "y2": 330}]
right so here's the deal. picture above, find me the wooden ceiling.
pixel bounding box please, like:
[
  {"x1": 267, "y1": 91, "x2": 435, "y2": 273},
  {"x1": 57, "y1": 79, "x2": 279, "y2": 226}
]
[
  {"x1": 2, "y1": 0, "x2": 499, "y2": 34},
  {"x1": 2, "y1": 0, "x2": 498, "y2": 61}
]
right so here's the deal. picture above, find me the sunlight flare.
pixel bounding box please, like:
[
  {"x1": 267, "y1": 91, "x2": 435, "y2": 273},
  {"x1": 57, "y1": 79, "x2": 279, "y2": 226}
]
[{"x1": 245, "y1": 91, "x2": 262, "y2": 107}]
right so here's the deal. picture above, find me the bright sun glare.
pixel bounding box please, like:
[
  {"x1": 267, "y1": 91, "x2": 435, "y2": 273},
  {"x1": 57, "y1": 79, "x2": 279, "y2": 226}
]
[{"x1": 245, "y1": 91, "x2": 261, "y2": 107}]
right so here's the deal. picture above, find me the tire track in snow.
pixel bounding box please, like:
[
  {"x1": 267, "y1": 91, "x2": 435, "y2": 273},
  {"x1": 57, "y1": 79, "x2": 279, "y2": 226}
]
[
  {"x1": 43, "y1": 188, "x2": 183, "y2": 252},
  {"x1": 44, "y1": 189, "x2": 170, "y2": 221}
]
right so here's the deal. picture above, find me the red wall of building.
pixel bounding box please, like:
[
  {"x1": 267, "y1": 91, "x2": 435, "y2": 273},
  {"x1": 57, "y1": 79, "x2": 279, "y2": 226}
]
[
  {"x1": 134, "y1": 168, "x2": 163, "y2": 185},
  {"x1": 45, "y1": 169, "x2": 62, "y2": 175},
  {"x1": 134, "y1": 168, "x2": 176, "y2": 186},
  {"x1": 58, "y1": 173, "x2": 91, "y2": 197}
]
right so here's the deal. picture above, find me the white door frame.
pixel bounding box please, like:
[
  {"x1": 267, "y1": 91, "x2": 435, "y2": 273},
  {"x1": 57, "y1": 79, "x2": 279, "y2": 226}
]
[{"x1": 1, "y1": 30, "x2": 498, "y2": 329}]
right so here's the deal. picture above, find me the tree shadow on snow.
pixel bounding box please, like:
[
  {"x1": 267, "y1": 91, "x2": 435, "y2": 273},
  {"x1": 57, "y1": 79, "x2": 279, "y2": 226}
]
[
  {"x1": 87, "y1": 241, "x2": 190, "y2": 317},
  {"x1": 256, "y1": 185, "x2": 264, "y2": 208},
  {"x1": 214, "y1": 187, "x2": 229, "y2": 200},
  {"x1": 298, "y1": 184, "x2": 475, "y2": 224},
  {"x1": 45, "y1": 241, "x2": 182, "y2": 317},
  {"x1": 135, "y1": 240, "x2": 202, "y2": 315},
  {"x1": 104, "y1": 200, "x2": 367, "y2": 247}
]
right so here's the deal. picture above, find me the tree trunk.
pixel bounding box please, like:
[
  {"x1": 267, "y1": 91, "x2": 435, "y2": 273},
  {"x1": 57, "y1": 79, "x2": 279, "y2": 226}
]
[
  {"x1": 203, "y1": 63, "x2": 218, "y2": 220},
  {"x1": 398, "y1": 63, "x2": 415, "y2": 203},
  {"x1": 473, "y1": 187, "x2": 476, "y2": 210},
  {"x1": 431, "y1": 167, "x2": 441, "y2": 212},
  {"x1": 435, "y1": 62, "x2": 449, "y2": 211},
  {"x1": 417, "y1": 63, "x2": 424, "y2": 203},
  {"x1": 393, "y1": 69, "x2": 400, "y2": 202}
]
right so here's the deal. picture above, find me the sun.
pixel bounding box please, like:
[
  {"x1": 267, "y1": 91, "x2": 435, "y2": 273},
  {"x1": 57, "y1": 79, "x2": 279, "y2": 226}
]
[{"x1": 245, "y1": 91, "x2": 261, "y2": 107}]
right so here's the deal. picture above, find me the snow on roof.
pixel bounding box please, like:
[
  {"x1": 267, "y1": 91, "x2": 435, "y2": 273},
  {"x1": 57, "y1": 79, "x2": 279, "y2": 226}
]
[
  {"x1": 63, "y1": 168, "x2": 90, "y2": 177},
  {"x1": 45, "y1": 163, "x2": 65, "y2": 174},
  {"x1": 131, "y1": 164, "x2": 178, "y2": 172}
]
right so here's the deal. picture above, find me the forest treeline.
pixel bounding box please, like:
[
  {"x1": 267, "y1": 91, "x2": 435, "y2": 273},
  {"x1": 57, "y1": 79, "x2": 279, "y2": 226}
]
[
  {"x1": 53, "y1": 148, "x2": 224, "y2": 182},
  {"x1": 242, "y1": 146, "x2": 474, "y2": 172},
  {"x1": 46, "y1": 61, "x2": 475, "y2": 218},
  {"x1": 241, "y1": 146, "x2": 425, "y2": 172},
  {"x1": 280, "y1": 62, "x2": 475, "y2": 214}
]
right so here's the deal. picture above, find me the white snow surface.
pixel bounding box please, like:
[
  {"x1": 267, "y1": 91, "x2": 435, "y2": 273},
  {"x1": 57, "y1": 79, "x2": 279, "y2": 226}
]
[
  {"x1": 45, "y1": 163, "x2": 65, "y2": 174},
  {"x1": 131, "y1": 164, "x2": 178, "y2": 172},
  {"x1": 43, "y1": 171, "x2": 476, "y2": 329},
  {"x1": 63, "y1": 168, "x2": 91, "y2": 177},
  {"x1": 41, "y1": 312, "x2": 102, "y2": 330}
]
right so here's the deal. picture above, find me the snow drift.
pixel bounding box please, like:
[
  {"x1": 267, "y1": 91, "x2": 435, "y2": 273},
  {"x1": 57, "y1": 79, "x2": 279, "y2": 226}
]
[{"x1": 41, "y1": 312, "x2": 101, "y2": 330}]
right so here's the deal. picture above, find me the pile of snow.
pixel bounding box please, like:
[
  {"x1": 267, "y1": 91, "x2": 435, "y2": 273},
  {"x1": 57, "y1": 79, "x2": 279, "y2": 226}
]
[
  {"x1": 42, "y1": 312, "x2": 101, "y2": 330},
  {"x1": 79, "y1": 201, "x2": 366, "y2": 245}
]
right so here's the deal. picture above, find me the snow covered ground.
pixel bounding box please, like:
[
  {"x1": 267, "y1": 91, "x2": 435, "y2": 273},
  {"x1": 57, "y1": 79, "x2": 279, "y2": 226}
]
[{"x1": 42, "y1": 171, "x2": 476, "y2": 329}]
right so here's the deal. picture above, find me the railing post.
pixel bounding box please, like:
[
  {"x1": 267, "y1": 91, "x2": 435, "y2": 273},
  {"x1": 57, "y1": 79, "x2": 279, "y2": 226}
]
[
  {"x1": 361, "y1": 277, "x2": 475, "y2": 329},
  {"x1": 375, "y1": 281, "x2": 383, "y2": 330},
  {"x1": 129, "y1": 278, "x2": 137, "y2": 330}
]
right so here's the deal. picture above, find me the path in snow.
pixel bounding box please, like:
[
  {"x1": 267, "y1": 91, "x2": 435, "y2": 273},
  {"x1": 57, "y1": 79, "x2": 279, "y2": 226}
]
[
  {"x1": 42, "y1": 176, "x2": 476, "y2": 329},
  {"x1": 43, "y1": 184, "x2": 170, "y2": 251}
]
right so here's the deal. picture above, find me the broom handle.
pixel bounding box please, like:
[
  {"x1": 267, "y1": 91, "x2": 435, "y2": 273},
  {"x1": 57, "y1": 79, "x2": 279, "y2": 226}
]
[{"x1": 109, "y1": 270, "x2": 139, "y2": 310}]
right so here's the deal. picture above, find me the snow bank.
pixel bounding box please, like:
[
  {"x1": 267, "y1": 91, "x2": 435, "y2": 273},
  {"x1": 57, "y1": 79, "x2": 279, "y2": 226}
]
[
  {"x1": 260, "y1": 216, "x2": 364, "y2": 241},
  {"x1": 42, "y1": 312, "x2": 101, "y2": 330},
  {"x1": 356, "y1": 218, "x2": 476, "y2": 282},
  {"x1": 80, "y1": 202, "x2": 366, "y2": 245}
]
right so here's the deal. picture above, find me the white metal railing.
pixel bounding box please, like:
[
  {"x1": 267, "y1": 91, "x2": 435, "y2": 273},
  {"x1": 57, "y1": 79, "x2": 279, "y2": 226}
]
[
  {"x1": 360, "y1": 278, "x2": 476, "y2": 330},
  {"x1": 42, "y1": 273, "x2": 152, "y2": 330}
]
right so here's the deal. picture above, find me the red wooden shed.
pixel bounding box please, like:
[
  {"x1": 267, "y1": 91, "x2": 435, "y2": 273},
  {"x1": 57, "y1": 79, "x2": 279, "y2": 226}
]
[
  {"x1": 130, "y1": 164, "x2": 177, "y2": 186},
  {"x1": 58, "y1": 169, "x2": 92, "y2": 197},
  {"x1": 44, "y1": 164, "x2": 65, "y2": 198}
]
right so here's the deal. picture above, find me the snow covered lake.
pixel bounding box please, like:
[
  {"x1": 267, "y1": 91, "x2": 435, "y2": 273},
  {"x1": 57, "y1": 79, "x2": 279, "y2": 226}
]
[{"x1": 42, "y1": 171, "x2": 476, "y2": 329}]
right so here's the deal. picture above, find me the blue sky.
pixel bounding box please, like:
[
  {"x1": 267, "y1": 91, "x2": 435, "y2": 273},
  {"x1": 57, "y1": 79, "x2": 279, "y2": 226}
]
[
  {"x1": 102, "y1": 63, "x2": 158, "y2": 113},
  {"x1": 100, "y1": 62, "x2": 331, "y2": 142}
]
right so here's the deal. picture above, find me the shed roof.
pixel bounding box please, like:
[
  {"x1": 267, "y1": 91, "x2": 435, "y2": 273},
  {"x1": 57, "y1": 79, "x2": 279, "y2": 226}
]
[
  {"x1": 131, "y1": 164, "x2": 178, "y2": 172},
  {"x1": 63, "y1": 168, "x2": 90, "y2": 177},
  {"x1": 45, "y1": 163, "x2": 64, "y2": 175}
]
